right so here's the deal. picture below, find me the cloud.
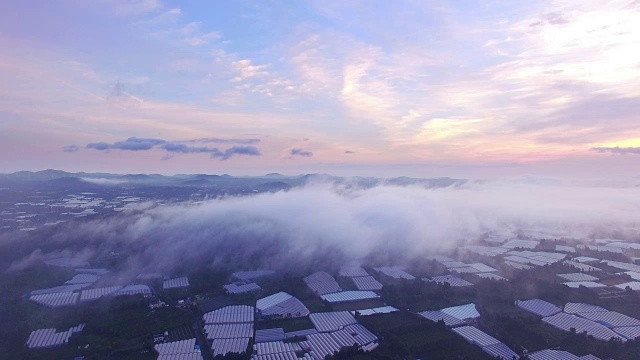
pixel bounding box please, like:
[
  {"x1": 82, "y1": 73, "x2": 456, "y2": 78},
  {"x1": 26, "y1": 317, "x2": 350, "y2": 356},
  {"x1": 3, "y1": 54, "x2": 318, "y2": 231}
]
[
  {"x1": 106, "y1": 82, "x2": 145, "y2": 104},
  {"x1": 185, "y1": 31, "x2": 221, "y2": 46},
  {"x1": 61, "y1": 145, "x2": 79, "y2": 152},
  {"x1": 592, "y1": 147, "x2": 640, "y2": 155},
  {"x1": 231, "y1": 59, "x2": 269, "y2": 82},
  {"x1": 191, "y1": 138, "x2": 261, "y2": 145},
  {"x1": 220, "y1": 146, "x2": 261, "y2": 160},
  {"x1": 160, "y1": 143, "x2": 218, "y2": 154},
  {"x1": 99, "y1": 0, "x2": 163, "y2": 16},
  {"x1": 86, "y1": 142, "x2": 112, "y2": 151},
  {"x1": 87, "y1": 137, "x2": 166, "y2": 151},
  {"x1": 160, "y1": 143, "x2": 260, "y2": 160},
  {"x1": 85, "y1": 137, "x2": 261, "y2": 160},
  {"x1": 5, "y1": 180, "x2": 640, "y2": 275},
  {"x1": 291, "y1": 148, "x2": 313, "y2": 157},
  {"x1": 344, "y1": 150, "x2": 356, "y2": 154}
]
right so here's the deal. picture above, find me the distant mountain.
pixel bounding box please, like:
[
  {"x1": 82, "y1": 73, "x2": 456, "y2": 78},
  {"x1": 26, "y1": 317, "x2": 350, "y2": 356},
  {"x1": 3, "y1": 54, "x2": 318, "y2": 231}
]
[
  {"x1": 1, "y1": 169, "x2": 74, "y2": 181},
  {"x1": 0, "y1": 169, "x2": 466, "y2": 190},
  {"x1": 193, "y1": 174, "x2": 222, "y2": 180},
  {"x1": 263, "y1": 173, "x2": 287, "y2": 178}
]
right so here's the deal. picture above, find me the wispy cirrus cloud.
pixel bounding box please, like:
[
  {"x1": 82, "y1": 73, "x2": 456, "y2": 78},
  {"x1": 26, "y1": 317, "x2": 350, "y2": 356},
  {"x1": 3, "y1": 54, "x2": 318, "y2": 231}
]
[
  {"x1": 592, "y1": 147, "x2": 640, "y2": 155},
  {"x1": 189, "y1": 137, "x2": 261, "y2": 145}
]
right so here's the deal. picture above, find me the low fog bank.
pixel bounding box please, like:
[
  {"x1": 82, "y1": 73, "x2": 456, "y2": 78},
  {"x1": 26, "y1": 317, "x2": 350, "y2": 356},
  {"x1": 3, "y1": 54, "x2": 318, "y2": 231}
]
[{"x1": 4, "y1": 180, "x2": 640, "y2": 276}]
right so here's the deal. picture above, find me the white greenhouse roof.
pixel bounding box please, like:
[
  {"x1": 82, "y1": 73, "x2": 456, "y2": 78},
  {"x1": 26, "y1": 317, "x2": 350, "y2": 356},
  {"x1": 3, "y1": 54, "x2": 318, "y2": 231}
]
[
  {"x1": 255, "y1": 328, "x2": 285, "y2": 343},
  {"x1": 303, "y1": 272, "x2": 342, "y2": 295},
  {"x1": 450, "y1": 266, "x2": 481, "y2": 274},
  {"x1": 224, "y1": 282, "x2": 262, "y2": 294},
  {"x1": 615, "y1": 281, "x2": 640, "y2": 291},
  {"x1": 418, "y1": 310, "x2": 466, "y2": 327},
  {"x1": 351, "y1": 306, "x2": 399, "y2": 316},
  {"x1": 26, "y1": 324, "x2": 84, "y2": 348},
  {"x1": 504, "y1": 261, "x2": 532, "y2": 270},
  {"x1": 564, "y1": 303, "x2": 608, "y2": 314},
  {"x1": 474, "y1": 273, "x2": 507, "y2": 281},
  {"x1": 372, "y1": 266, "x2": 415, "y2": 279},
  {"x1": 605, "y1": 242, "x2": 640, "y2": 250},
  {"x1": 562, "y1": 260, "x2": 602, "y2": 272},
  {"x1": 30, "y1": 292, "x2": 78, "y2": 307},
  {"x1": 351, "y1": 276, "x2": 383, "y2": 291},
  {"x1": 154, "y1": 338, "x2": 200, "y2": 355},
  {"x1": 284, "y1": 328, "x2": 318, "y2": 339},
  {"x1": 482, "y1": 342, "x2": 518, "y2": 360},
  {"x1": 468, "y1": 263, "x2": 498, "y2": 272},
  {"x1": 542, "y1": 313, "x2": 625, "y2": 342},
  {"x1": 320, "y1": 291, "x2": 379, "y2": 304},
  {"x1": 30, "y1": 283, "x2": 90, "y2": 295},
  {"x1": 428, "y1": 275, "x2": 473, "y2": 287},
  {"x1": 624, "y1": 271, "x2": 640, "y2": 280},
  {"x1": 309, "y1": 311, "x2": 358, "y2": 332},
  {"x1": 253, "y1": 341, "x2": 300, "y2": 355},
  {"x1": 212, "y1": 337, "x2": 249, "y2": 356},
  {"x1": 557, "y1": 273, "x2": 599, "y2": 282},
  {"x1": 528, "y1": 349, "x2": 601, "y2": 360},
  {"x1": 563, "y1": 281, "x2": 605, "y2": 289},
  {"x1": 157, "y1": 353, "x2": 203, "y2": 360},
  {"x1": 306, "y1": 333, "x2": 342, "y2": 359},
  {"x1": 572, "y1": 256, "x2": 601, "y2": 263},
  {"x1": 256, "y1": 292, "x2": 310, "y2": 318},
  {"x1": 80, "y1": 286, "x2": 122, "y2": 301},
  {"x1": 441, "y1": 303, "x2": 480, "y2": 320},
  {"x1": 252, "y1": 352, "x2": 297, "y2": 360},
  {"x1": 203, "y1": 305, "x2": 255, "y2": 324},
  {"x1": 163, "y1": 277, "x2": 190, "y2": 290},
  {"x1": 515, "y1": 299, "x2": 561, "y2": 317},
  {"x1": 580, "y1": 245, "x2": 623, "y2": 254},
  {"x1": 451, "y1": 326, "x2": 501, "y2": 347},
  {"x1": 577, "y1": 311, "x2": 640, "y2": 328},
  {"x1": 204, "y1": 323, "x2": 254, "y2": 339},
  {"x1": 113, "y1": 284, "x2": 151, "y2": 296},
  {"x1": 338, "y1": 265, "x2": 369, "y2": 277},
  {"x1": 613, "y1": 326, "x2": 640, "y2": 340},
  {"x1": 602, "y1": 260, "x2": 640, "y2": 272},
  {"x1": 343, "y1": 324, "x2": 378, "y2": 345}
]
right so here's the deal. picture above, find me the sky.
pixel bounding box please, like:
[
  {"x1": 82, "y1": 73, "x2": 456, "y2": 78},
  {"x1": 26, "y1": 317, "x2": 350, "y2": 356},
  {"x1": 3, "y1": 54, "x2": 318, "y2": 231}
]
[{"x1": 1, "y1": 0, "x2": 639, "y2": 178}]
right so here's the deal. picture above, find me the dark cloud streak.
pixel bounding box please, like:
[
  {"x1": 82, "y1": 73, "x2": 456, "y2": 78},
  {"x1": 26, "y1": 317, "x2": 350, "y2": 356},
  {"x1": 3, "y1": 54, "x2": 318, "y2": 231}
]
[
  {"x1": 291, "y1": 148, "x2": 313, "y2": 157},
  {"x1": 85, "y1": 137, "x2": 262, "y2": 160},
  {"x1": 87, "y1": 137, "x2": 165, "y2": 151},
  {"x1": 61, "y1": 145, "x2": 79, "y2": 152}
]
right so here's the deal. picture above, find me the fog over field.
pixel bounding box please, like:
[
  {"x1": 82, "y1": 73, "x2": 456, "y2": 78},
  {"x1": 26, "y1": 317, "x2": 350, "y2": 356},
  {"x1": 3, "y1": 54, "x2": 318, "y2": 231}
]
[{"x1": 5, "y1": 178, "x2": 640, "y2": 276}]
